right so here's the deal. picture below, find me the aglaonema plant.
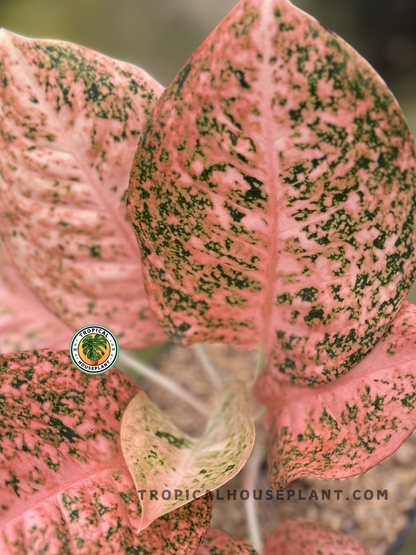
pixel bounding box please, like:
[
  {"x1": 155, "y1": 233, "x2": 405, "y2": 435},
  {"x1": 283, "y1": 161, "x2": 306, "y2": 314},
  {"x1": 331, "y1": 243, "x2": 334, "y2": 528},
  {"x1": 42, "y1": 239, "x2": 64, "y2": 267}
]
[
  {"x1": 127, "y1": 0, "x2": 416, "y2": 488},
  {"x1": 0, "y1": 351, "x2": 213, "y2": 554},
  {"x1": 1, "y1": 0, "x2": 416, "y2": 553},
  {"x1": 0, "y1": 28, "x2": 166, "y2": 349}
]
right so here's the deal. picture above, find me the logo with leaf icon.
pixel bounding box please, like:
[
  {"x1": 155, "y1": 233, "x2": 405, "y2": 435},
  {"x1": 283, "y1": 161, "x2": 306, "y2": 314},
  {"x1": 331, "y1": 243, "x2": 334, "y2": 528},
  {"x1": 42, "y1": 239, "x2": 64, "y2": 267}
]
[
  {"x1": 69, "y1": 326, "x2": 119, "y2": 374},
  {"x1": 81, "y1": 334, "x2": 108, "y2": 365}
]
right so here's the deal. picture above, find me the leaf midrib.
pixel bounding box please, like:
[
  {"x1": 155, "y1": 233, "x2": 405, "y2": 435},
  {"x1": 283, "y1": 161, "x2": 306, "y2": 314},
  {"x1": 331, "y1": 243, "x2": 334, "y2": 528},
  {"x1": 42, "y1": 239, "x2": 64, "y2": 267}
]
[
  {"x1": 256, "y1": 0, "x2": 282, "y2": 349},
  {"x1": 0, "y1": 453, "x2": 128, "y2": 529},
  {"x1": 6, "y1": 32, "x2": 141, "y2": 263},
  {"x1": 138, "y1": 385, "x2": 254, "y2": 529}
]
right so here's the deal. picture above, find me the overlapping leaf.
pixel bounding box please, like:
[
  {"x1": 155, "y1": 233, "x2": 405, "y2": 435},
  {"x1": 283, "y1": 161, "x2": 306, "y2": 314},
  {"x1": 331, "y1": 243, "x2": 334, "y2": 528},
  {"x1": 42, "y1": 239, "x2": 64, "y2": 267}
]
[
  {"x1": 121, "y1": 382, "x2": 255, "y2": 530},
  {"x1": 253, "y1": 301, "x2": 416, "y2": 488},
  {"x1": 196, "y1": 530, "x2": 257, "y2": 555},
  {"x1": 263, "y1": 521, "x2": 371, "y2": 555},
  {"x1": 0, "y1": 240, "x2": 72, "y2": 354},
  {"x1": 128, "y1": 0, "x2": 416, "y2": 383},
  {"x1": 0, "y1": 350, "x2": 212, "y2": 554},
  {"x1": 0, "y1": 30, "x2": 166, "y2": 349}
]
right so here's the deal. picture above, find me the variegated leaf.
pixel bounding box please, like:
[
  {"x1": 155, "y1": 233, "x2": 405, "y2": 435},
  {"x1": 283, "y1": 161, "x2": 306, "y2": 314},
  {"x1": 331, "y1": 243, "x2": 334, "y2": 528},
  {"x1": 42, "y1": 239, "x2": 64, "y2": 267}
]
[
  {"x1": 197, "y1": 530, "x2": 257, "y2": 555},
  {"x1": 121, "y1": 381, "x2": 255, "y2": 531},
  {"x1": 0, "y1": 240, "x2": 73, "y2": 354},
  {"x1": 253, "y1": 301, "x2": 416, "y2": 488},
  {"x1": 263, "y1": 521, "x2": 371, "y2": 555},
  {"x1": 0, "y1": 350, "x2": 212, "y2": 555},
  {"x1": 0, "y1": 30, "x2": 166, "y2": 349},
  {"x1": 128, "y1": 0, "x2": 416, "y2": 382}
]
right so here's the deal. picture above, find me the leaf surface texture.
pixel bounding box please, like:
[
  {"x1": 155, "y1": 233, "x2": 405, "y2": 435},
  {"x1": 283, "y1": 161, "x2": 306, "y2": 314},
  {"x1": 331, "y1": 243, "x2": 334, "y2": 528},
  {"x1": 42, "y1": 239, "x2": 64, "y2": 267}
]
[
  {"x1": 254, "y1": 301, "x2": 416, "y2": 488},
  {"x1": 121, "y1": 382, "x2": 255, "y2": 530},
  {"x1": 263, "y1": 521, "x2": 371, "y2": 554},
  {"x1": 0, "y1": 350, "x2": 212, "y2": 554},
  {"x1": 0, "y1": 241, "x2": 72, "y2": 353},
  {"x1": 128, "y1": 0, "x2": 416, "y2": 382},
  {"x1": 0, "y1": 30, "x2": 166, "y2": 348}
]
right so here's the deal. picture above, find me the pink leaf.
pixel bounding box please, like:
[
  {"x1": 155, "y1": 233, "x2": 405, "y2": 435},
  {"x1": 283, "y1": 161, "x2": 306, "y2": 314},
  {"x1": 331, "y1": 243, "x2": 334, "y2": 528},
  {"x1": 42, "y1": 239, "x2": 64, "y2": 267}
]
[
  {"x1": 128, "y1": 0, "x2": 416, "y2": 382},
  {"x1": 0, "y1": 350, "x2": 212, "y2": 554},
  {"x1": 263, "y1": 521, "x2": 371, "y2": 555},
  {"x1": 253, "y1": 301, "x2": 416, "y2": 488},
  {"x1": 0, "y1": 241, "x2": 73, "y2": 353},
  {"x1": 197, "y1": 530, "x2": 258, "y2": 555},
  {"x1": 0, "y1": 30, "x2": 167, "y2": 349}
]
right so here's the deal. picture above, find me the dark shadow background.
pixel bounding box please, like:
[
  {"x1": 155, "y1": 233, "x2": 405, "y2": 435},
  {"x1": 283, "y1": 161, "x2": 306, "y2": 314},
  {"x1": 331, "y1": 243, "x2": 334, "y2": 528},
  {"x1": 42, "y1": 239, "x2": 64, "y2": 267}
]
[{"x1": 0, "y1": 2, "x2": 415, "y2": 551}]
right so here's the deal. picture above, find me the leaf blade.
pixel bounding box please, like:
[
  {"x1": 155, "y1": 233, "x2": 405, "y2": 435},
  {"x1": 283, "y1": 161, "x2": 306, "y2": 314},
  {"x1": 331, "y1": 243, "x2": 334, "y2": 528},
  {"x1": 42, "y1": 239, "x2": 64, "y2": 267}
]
[
  {"x1": 253, "y1": 301, "x2": 416, "y2": 488},
  {"x1": 0, "y1": 30, "x2": 167, "y2": 349},
  {"x1": 0, "y1": 240, "x2": 73, "y2": 354},
  {"x1": 263, "y1": 521, "x2": 371, "y2": 555},
  {"x1": 197, "y1": 530, "x2": 258, "y2": 555},
  {"x1": 121, "y1": 381, "x2": 255, "y2": 530},
  {"x1": 0, "y1": 350, "x2": 212, "y2": 554},
  {"x1": 128, "y1": 0, "x2": 416, "y2": 381}
]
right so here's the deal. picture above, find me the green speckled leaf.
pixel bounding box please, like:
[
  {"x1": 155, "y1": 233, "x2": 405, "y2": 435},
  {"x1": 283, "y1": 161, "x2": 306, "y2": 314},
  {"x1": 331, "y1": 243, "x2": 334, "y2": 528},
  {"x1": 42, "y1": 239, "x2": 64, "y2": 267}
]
[
  {"x1": 127, "y1": 0, "x2": 416, "y2": 384},
  {"x1": 0, "y1": 30, "x2": 166, "y2": 349},
  {"x1": 263, "y1": 521, "x2": 371, "y2": 554},
  {"x1": 0, "y1": 350, "x2": 212, "y2": 554},
  {"x1": 121, "y1": 382, "x2": 255, "y2": 531},
  {"x1": 197, "y1": 530, "x2": 258, "y2": 555},
  {"x1": 254, "y1": 301, "x2": 416, "y2": 488},
  {"x1": 0, "y1": 240, "x2": 73, "y2": 354}
]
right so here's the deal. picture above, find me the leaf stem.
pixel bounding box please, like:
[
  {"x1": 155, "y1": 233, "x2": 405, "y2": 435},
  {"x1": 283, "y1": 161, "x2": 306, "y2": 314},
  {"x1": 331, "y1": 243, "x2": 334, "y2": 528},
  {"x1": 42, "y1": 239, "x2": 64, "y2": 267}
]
[
  {"x1": 252, "y1": 406, "x2": 266, "y2": 425},
  {"x1": 191, "y1": 344, "x2": 223, "y2": 393},
  {"x1": 243, "y1": 445, "x2": 265, "y2": 554},
  {"x1": 254, "y1": 346, "x2": 267, "y2": 380},
  {"x1": 118, "y1": 350, "x2": 211, "y2": 418}
]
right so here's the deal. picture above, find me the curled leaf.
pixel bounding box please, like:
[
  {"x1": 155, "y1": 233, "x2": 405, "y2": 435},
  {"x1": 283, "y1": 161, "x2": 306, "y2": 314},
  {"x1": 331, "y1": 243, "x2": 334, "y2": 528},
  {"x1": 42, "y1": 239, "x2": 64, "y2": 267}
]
[
  {"x1": 121, "y1": 382, "x2": 255, "y2": 531},
  {"x1": 263, "y1": 521, "x2": 371, "y2": 555},
  {"x1": 0, "y1": 350, "x2": 212, "y2": 555},
  {"x1": 128, "y1": 0, "x2": 416, "y2": 383},
  {"x1": 0, "y1": 240, "x2": 72, "y2": 353},
  {"x1": 197, "y1": 530, "x2": 258, "y2": 555},
  {"x1": 254, "y1": 301, "x2": 416, "y2": 488},
  {"x1": 0, "y1": 30, "x2": 166, "y2": 349}
]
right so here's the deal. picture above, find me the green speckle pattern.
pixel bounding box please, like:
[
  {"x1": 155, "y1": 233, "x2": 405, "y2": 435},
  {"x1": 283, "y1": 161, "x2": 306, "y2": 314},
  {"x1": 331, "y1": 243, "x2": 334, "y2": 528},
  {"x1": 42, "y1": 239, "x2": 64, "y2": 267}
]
[
  {"x1": 197, "y1": 530, "x2": 258, "y2": 555},
  {"x1": 0, "y1": 350, "x2": 212, "y2": 554},
  {"x1": 0, "y1": 30, "x2": 166, "y2": 349},
  {"x1": 254, "y1": 301, "x2": 416, "y2": 488},
  {"x1": 121, "y1": 382, "x2": 255, "y2": 530},
  {"x1": 263, "y1": 520, "x2": 371, "y2": 554},
  {"x1": 128, "y1": 0, "x2": 416, "y2": 384}
]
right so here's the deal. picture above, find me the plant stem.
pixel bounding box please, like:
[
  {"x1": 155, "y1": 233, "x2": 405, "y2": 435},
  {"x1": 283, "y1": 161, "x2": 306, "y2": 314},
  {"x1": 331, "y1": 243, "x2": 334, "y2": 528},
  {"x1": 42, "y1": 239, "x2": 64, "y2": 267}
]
[
  {"x1": 254, "y1": 346, "x2": 267, "y2": 380},
  {"x1": 243, "y1": 445, "x2": 265, "y2": 553},
  {"x1": 253, "y1": 406, "x2": 266, "y2": 424},
  {"x1": 191, "y1": 344, "x2": 223, "y2": 393},
  {"x1": 118, "y1": 350, "x2": 211, "y2": 418}
]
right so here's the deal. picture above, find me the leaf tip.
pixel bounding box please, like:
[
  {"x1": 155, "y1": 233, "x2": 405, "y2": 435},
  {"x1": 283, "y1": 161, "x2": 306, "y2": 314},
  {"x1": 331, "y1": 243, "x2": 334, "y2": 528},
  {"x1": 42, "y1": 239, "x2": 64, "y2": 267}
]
[{"x1": 0, "y1": 28, "x2": 10, "y2": 43}]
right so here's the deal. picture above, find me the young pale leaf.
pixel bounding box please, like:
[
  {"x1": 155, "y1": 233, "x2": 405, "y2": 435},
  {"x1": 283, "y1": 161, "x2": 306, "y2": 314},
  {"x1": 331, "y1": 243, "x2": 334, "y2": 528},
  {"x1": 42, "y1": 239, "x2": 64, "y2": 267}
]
[
  {"x1": 128, "y1": 0, "x2": 416, "y2": 383},
  {"x1": 0, "y1": 30, "x2": 166, "y2": 349},
  {"x1": 197, "y1": 530, "x2": 258, "y2": 555},
  {"x1": 254, "y1": 301, "x2": 416, "y2": 489},
  {"x1": 0, "y1": 350, "x2": 212, "y2": 555},
  {"x1": 121, "y1": 381, "x2": 255, "y2": 531},
  {"x1": 0, "y1": 240, "x2": 73, "y2": 354},
  {"x1": 263, "y1": 521, "x2": 371, "y2": 555}
]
